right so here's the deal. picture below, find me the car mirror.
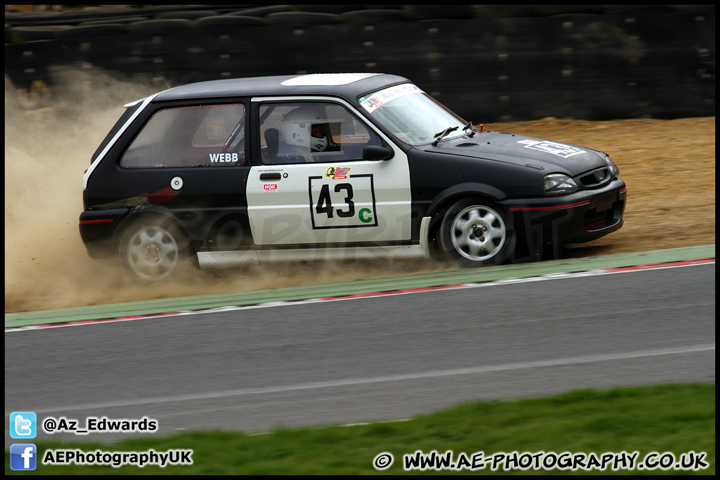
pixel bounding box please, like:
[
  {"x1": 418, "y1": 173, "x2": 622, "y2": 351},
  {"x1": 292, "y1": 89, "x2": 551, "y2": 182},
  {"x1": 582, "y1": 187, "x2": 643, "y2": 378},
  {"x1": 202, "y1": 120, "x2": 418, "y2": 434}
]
[{"x1": 363, "y1": 145, "x2": 394, "y2": 161}]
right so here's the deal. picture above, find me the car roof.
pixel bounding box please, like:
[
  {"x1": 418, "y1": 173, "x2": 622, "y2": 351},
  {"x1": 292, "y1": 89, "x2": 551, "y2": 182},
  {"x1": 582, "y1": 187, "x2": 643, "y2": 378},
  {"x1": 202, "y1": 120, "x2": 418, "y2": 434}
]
[{"x1": 152, "y1": 73, "x2": 410, "y2": 103}]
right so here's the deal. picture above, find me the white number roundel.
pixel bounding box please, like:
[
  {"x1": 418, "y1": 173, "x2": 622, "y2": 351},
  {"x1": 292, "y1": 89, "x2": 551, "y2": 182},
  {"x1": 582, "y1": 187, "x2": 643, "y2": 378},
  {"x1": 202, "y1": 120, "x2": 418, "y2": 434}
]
[{"x1": 170, "y1": 176, "x2": 183, "y2": 191}]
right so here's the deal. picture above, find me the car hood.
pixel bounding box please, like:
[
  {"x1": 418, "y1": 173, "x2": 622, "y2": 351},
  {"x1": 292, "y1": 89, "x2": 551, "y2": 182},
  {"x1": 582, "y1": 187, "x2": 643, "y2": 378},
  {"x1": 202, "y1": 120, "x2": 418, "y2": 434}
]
[{"x1": 426, "y1": 131, "x2": 608, "y2": 175}]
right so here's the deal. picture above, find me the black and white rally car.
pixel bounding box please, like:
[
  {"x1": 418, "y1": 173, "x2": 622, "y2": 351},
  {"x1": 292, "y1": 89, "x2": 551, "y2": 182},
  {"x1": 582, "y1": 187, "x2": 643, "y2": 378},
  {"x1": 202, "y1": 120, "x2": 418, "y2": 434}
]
[{"x1": 80, "y1": 73, "x2": 626, "y2": 281}]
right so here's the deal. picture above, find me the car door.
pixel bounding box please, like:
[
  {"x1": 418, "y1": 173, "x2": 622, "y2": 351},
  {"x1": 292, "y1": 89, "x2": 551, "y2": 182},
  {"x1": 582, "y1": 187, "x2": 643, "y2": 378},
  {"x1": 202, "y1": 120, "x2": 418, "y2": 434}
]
[{"x1": 246, "y1": 97, "x2": 412, "y2": 247}]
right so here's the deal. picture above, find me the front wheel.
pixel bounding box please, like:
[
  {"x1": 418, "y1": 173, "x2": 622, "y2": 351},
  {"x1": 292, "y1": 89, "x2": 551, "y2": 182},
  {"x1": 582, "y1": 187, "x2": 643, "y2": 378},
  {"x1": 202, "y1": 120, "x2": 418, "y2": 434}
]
[
  {"x1": 439, "y1": 198, "x2": 515, "y2": 267},
  {"x1": 119, "y1": 217, "x2": 194, "y2": 281}
]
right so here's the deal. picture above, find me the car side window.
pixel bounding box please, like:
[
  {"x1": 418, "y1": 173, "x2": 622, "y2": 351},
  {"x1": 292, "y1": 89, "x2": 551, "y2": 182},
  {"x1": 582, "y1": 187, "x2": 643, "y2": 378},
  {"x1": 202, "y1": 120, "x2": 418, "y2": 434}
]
[
  {"x1": 259, "y1": 102, "x2": 381, "y2": 165},
  {"x1": 120, "y1": 104, "x2": 246, "y2": 168}
]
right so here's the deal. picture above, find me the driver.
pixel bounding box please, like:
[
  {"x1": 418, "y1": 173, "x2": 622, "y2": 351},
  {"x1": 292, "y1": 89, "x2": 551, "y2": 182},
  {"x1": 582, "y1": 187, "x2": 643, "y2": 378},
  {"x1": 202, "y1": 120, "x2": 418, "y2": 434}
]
[{"x1": 278, "y1": 107, "x2": 330, "y2": 162}]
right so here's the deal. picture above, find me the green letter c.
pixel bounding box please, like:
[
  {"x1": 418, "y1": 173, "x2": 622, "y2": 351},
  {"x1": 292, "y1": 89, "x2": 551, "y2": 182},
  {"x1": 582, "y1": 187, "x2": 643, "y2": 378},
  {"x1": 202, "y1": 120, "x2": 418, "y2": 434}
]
[{"x1": 359, "y1": 208, "x2": 373, "y2": 223}]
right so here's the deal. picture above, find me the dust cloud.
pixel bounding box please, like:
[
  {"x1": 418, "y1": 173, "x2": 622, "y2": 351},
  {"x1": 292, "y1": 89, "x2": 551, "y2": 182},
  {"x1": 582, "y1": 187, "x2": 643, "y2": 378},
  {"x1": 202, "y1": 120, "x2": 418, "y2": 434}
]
[
  {"x1": 4, "y1": 68, "x2": 439, "y2": 313},
  {"x1": 13, "y1": 68, "x2": 710, "y2": 315}
]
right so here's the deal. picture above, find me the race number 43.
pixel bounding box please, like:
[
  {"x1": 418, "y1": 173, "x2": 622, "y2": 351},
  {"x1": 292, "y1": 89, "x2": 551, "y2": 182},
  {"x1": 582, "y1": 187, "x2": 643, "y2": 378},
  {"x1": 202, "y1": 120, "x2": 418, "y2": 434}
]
[{"x1": 309, "y1": 174, "x2": 377, "y2": 229}]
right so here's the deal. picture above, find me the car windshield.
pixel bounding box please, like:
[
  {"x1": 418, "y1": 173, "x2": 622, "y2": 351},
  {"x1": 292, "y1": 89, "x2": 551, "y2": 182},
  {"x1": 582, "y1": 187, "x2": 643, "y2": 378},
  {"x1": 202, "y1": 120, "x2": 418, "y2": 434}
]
[{"x1": 359, "y1": 84, "x2": 467, "y2": 146}]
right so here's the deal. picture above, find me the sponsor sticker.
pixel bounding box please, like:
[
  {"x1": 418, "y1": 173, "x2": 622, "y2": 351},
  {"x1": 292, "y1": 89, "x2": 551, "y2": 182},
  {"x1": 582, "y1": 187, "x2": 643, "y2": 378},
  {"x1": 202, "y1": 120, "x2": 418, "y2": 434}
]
[
  {"x1": 517, "y1": 139, "x2": 585, "y2": 158},
  {"x1": 324, "y1": 166, "x2": 351, "y2": 180}
]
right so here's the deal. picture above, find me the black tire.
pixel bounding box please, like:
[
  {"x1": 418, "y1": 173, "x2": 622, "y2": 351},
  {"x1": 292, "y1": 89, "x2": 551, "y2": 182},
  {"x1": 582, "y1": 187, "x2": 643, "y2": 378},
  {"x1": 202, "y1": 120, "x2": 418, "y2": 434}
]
[
  {"x1": 193, "y1": 15, "x2": 267, "y2": 29},
  {"x1": 438, "y1": 198, "x2": 515, "y2": 267},
  {"x1": 126, "y1": 19, "x2": 192, "y2": 34},
  {"x1": 339, "y1": 9, "x2": 406, "y2": 24},
  {"x1": 8, "y1": 25, "x2": 72, "y2": 42},
  {"x1": 265, "y1": 12, "x2": 339, "y2": 26},
  {"x1": 153, "y1": 10, "x2": 220, "y2": 20},
  {"x1": 227, "y1": 6, "x2": 291, "y2": 17},
  {"x1": 401, "y1": 5, "x2": 475, "y2": 21},
  {"x1": 118, "y1": 216, "x2": 195, "y2": 281},
  {"x1": 55, "y1": 24, "x2": 128, "y2": 39}
]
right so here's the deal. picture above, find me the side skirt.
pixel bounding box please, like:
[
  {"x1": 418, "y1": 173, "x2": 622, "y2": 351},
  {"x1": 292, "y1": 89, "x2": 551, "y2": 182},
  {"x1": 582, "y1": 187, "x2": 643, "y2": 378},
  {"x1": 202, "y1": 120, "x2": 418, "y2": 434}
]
[{"x1": 197, "y1": 217, "x2": 431, "y2": 268}]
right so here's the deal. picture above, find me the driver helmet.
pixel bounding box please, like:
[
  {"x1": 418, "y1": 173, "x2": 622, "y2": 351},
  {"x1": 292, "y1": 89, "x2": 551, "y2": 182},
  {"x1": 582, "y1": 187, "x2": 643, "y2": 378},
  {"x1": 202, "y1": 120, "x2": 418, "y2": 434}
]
[{"x1": 279, "y1": 107, "x2": 329, "y2": 152}]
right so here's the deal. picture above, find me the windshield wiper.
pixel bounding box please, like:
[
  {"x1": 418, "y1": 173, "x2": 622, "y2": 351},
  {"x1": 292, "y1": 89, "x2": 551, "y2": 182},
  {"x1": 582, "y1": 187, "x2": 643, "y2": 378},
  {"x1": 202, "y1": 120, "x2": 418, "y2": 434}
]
[
  {"x1": 432, "y1": 126, "x2": 458, "y2": 146},
  {"x1": 464, "y1": 121, "x2": 476, "y2": 137}
]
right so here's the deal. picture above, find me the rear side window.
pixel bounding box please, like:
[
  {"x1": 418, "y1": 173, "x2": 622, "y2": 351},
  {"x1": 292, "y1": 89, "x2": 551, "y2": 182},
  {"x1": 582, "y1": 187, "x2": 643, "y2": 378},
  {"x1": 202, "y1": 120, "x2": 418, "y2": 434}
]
[
  {"x1": 92, "y1": 100, "x2": 143, "y2": 164},
  {"x1": 120, "y1": 104, "x2": 245, "y2": 168}
]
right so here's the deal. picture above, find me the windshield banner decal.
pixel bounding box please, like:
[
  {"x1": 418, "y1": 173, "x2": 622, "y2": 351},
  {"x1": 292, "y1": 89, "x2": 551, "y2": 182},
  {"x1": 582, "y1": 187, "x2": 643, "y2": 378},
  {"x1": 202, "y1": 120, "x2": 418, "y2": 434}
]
[{"x1": 360, "y1": 84, "x2": 422, "y2": 113}]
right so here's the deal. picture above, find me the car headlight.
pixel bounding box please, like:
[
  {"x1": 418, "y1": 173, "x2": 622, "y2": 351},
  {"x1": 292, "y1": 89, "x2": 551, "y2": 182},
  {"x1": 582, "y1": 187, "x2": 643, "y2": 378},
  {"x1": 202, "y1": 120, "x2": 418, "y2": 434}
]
[
  {"x1": 544, "y1": 173, "x2": 578, "y2": 196},
  {"x1": 604, "y1": 155, "x2": 620, "y2": 177}
]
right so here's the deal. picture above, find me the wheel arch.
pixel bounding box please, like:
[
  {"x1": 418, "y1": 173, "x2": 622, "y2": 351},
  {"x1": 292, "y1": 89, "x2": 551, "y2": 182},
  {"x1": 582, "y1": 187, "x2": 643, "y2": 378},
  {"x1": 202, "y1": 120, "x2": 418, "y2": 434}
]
[
  {"x1": 423, "y1": 182, "x2": 508, "y2": 251},
  {"x1": 426, "y1": 182, "x2": 507, "y2": 218}
]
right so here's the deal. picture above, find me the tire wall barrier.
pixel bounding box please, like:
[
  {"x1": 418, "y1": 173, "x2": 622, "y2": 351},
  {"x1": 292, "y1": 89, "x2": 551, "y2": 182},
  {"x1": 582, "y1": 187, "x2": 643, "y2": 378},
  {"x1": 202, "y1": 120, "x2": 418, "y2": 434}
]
[{"x1": 5, "y1": 5, "x2": 715, "y2": 122}]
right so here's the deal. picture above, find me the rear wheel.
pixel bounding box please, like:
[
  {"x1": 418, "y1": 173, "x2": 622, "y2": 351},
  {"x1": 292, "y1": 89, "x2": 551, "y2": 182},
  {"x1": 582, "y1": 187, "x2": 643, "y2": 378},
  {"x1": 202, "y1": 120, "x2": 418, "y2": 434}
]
[
  {"x1": 439, "y1": 198, "x2": 515, "y2": 266},
  {"x1": 119, "y1": 217, "x2": 194, "y2": 281}
]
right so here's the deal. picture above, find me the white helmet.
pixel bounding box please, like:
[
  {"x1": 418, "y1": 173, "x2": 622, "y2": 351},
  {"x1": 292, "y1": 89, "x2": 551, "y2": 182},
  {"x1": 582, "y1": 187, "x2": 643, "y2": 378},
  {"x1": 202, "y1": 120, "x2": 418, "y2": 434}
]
[{"x1": 279, "y1": 107, "x2": 328, "y2": 152}]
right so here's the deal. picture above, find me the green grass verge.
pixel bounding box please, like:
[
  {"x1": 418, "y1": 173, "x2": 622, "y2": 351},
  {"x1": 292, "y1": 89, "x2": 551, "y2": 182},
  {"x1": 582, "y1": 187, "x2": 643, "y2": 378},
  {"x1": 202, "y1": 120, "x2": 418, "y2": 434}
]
[{"x1": 6, "y1": 383, "x2": 714, "y2": 475}]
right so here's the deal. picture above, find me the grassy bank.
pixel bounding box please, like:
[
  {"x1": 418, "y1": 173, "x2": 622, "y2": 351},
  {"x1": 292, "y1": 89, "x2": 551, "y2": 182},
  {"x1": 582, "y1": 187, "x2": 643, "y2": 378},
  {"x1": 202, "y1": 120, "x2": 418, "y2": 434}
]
[{"x1": 6, "y1": 383, "x2": 714, "y2": 475}]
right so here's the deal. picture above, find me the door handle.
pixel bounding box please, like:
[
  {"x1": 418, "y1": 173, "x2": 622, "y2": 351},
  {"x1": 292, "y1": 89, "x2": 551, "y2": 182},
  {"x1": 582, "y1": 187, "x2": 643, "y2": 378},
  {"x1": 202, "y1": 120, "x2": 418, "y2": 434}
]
[{"x1": 260, "y1": 173, "x2": 281, "y2": 180}]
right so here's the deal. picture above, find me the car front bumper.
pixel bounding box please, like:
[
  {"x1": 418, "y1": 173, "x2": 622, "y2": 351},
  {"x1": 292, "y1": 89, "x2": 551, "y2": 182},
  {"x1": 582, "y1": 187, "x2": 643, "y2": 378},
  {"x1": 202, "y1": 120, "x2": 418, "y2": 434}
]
[{"x1": 502, "y1": 178, "x2": 627, "y2": 258}]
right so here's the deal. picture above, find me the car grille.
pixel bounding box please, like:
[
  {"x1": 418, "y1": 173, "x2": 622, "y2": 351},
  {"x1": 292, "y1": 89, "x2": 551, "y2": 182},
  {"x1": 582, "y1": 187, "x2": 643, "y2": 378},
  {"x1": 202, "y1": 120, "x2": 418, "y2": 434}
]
[
  {"x1": 583, "y1": 199, "x2": 624, "y2": 231},
  {"x1": 578, "y1": 167, "x2": 612, "y2": 188}
]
